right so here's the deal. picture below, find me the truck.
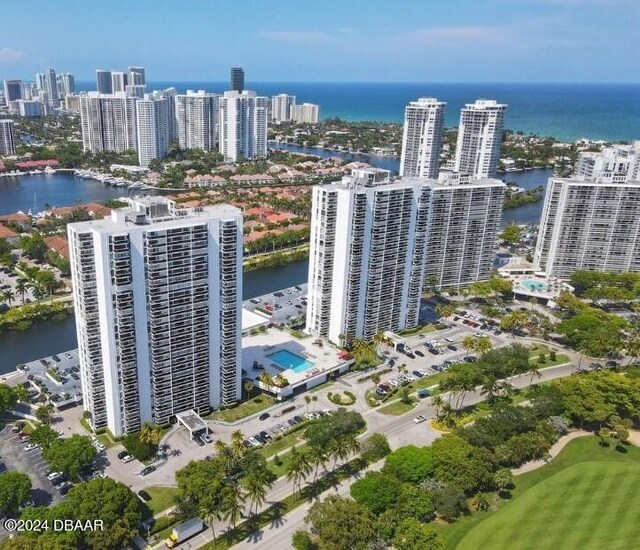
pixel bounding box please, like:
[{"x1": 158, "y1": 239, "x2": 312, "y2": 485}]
[{"x1": 164, "y1": 518, "x2": 204, "y2": 548}]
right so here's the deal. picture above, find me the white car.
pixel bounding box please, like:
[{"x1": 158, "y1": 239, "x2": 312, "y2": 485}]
[
  {"x1": 404, "y1": 375, "x2": 416, "y2": 383},
  {"x1": 248, "y1": 437, "x2": 261, "y2": 447},
  {"x1": 18, "y1": 500, "x2": 35, "y2": 512},
  {"x1": 47, "y1": 471, "x2": 63, "y2": 481},
  {"x1": 388, "y1": 379, "x2": 400, "y2": 388},
  {"x1": 413, "y1": 415, "x2": 426, "y2": 424},
  {"x1": 24, "y1": 443, "x2": 39, "y2": 452},
  {"x1": 444, "y1": 338, "x2": 454, "y2": 343},
  {"x1": 121, "y1": 454, "x2": 134, "y2": 463},
  {"x1": 305, "y1": 412, "x2": 315, "y2": 420},
  {"x1": 416, "y1": 369, "x2": 427, "y2": 377}
]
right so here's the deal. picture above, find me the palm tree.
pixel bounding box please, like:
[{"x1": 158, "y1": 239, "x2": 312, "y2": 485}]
[
  {"x1": 330, "y1": 435, "x2": 359, "y2": 472},
  {"x1": 431, "y1": 394, "x2": 444, "y2": 419},
  {"x1": 241, "y1": 471, "x2": 273, "y2": 517},
  {"x1": 258, "y1": 371, "x2": 275, "y2": 391},
  {"x1": 440, "y1": 402, "x2": 457, "y2": 429},
  {"x1": 481, "y1": 375, "x2": 500, "y2": 404},
  {"x1": 286, "y1": 446, "x2": 312, "y2": 495},
  {"x1": 215, "y1": 441, "x2": 237, "y2": 475},
  {"x1": 311, "y1": 395, "x2": 318, "y2": 412},
  {"x1": 230, "y1": 430, "x2": 245, "y2": 459},
  {"x1": 435, "y1": 303, "x2": 455, "y2": 319},
  {"x1": 2, "y1": 289, "x2": 15, "y2": 307},
  {"x1": 221, "y1": 482, "x2": 245, "y2": 531},
  {"x1": 311, "y1": 448, "x2": 330, "y2": 482},
  {"x1": 462, "y1": 335, "x2": 477, "y2": 358},
  {"x1": 304, "y1": 395, "x2": 311, "y2": 413},
  {"x1": 139, "y1": 422, "x2": 162, "y2": 445},
  {"x1": 528, "y1": 362, "x2": 542, "y2": 385},
  {"x1": 200, "y1": 499, "x2": 222, "y2": 543},
  {"x1": 243, "y1": 380, "x2": 254, "y2": 399},
  {"x1": 15, "y1": 279, "x2": 30, "y2": 305},
  {"x1": 475, "y1": 335, "x2": 493, "y2": 356}
]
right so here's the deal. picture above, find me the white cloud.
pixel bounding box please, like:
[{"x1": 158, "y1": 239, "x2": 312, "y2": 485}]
[
  {"x1": 258, "y1": 31, "x2": 334, "y2": 43},
  {"x1": 408, "y1": 25, "x2": 503, "y2": 43},
  {"x1": 0, "y1": 47, "x2": 25, "y2": 63}
]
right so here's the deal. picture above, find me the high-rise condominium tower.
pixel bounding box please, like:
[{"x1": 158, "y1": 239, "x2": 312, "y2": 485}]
[
  {"x1": 454, "y1": 99, "x2": 506, "y2": 179},
  {"x1": 80, "y1": 92, "x2": 138, "y2": 153},
  {"x1": 422, "y1": 176, "x2": 505, "y2": 288},
  {"x1": 111, "y1": 71, "x2": 128, "y2": 93},
  {"x1": 306, "y1": 169, "x2": 431, "y2": 344},
  {"x1": 136, "y1": 91, "x2": 174, "y2": 168},
  {"x1": 68, "y1": 197, "x2": 243, "y2": 436},
  {"x1": 175, "y1": 90, "x2": 219, "y2": 150},
  {"x1": 399, "y1": 97, "x2": 446, "y2": 179},
  {"x1": 57, "y1": 73, "x2": 75, "y2": 97},
  {"x1": 218, "y1": 90, "x2": 268, "y2": 161},
  {"x1": 271, "y1": 94, "x2": 296, "y2": 123},
  {"x1": 3, "y1": 80, "x2": 23, "y2": 102},
  {"x1": 96, "y1": 70, "x2": 112, "y2": 94},
  {"x1": 534, "y1": 143, "x2": 640, "y2": 278},
  {"x1": 43, "y1": 68, "x2": 59, "y2": 104},
  {"x1": 290, "y1": 103, "x2": 320, "y2": 124},
  {"x1": 0, "y1": 119, "x2": 17, "y2": 155},
  {"x1": 230, "y1": 67, "x2": 244, "y2": 92},
  {"x1": 128, "y1": 67, "x2": 146, "y2": 86}
]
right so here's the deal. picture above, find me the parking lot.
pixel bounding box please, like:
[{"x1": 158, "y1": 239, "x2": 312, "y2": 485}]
[{"x1": 244, "y1": 283, "x2": 308, "y2": 325}]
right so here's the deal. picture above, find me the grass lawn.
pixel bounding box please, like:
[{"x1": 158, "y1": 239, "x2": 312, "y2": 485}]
[
  {"x1": 378, "y1": 397, "x2": 418, "y2": 416},
  {"x1": 398, "y1": 323, "x2": 437, "y2": 336},
  {"x1": 267, "y1": 442, "x2": 311, "y2": 477},
  {"x1": 208, "y1": 394, "x2": 276, "y2": 422},
  {"x1": 145, "y1": 486, "x2": 178, "y2": 515},
  {"x1": 443, "y1": 437, "x2": 640, "y2": 550},
  {"x1": 258, "y1": 430, "x2": 306, "y2": 459}
]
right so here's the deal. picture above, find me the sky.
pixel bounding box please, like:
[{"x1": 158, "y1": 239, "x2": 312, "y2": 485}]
[{"x1": 1, "y1": 0, "x2": 639, "y2": 83}]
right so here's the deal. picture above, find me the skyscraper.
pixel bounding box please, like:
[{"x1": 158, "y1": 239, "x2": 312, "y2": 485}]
[
  {"x1": 175, "y1": 90, "x2": 219, "y2": 151},
  {"x1": 3, "y1": 80, "x2": 23, "y2": 102},
  {"x1": 399, "y1": 97, "x2": 446, "y2": 179},
  {"x1": 68, "y1": 197, "x2": 243, "y2": 436},
  {"x1": 57, "y1": 73, "x2": 75, "y2": 97},
  {"x1": 535, "y1": 143, "x2": 640, "y2": 278},
  {"x1": 271, "y1": 94, "x2": 296, "y2": 123},
  {"x1": 218, "y1": 90, "x2": 268, "y2": 161},
  {"x1": 111, "y1": 71, "x2": 128, "y2": 93},
  {"x1": 96, "y1": 70, "x2": 112, "y2": 94},
  {"x1": 128, "y1": 66, "x2": 146, "y2": 86},
  {"x1": 136, "y1": 92, "x2": 174, "y2": 168},
  {"x1": 305, "y1": 169, "x2": 431, "y2": 344},
  {"x1": 422, "y1": 177, "x2": 505, "y2": 288},
  {"x1": 230, "y1": 67, "x2": 244, "y2": 92},
  {"x1": 454, "y1": 99, "x2": 506, "y2": 179},
  {"x1": 126, "y1": 85, "x2": 147, "y2": 99},
  {"x1": 0, "y1": 120, "x2": 17, "y2": 155},
  {"x1": 290, "y1": 103, "x2": 320, "y2": 124},
  {"x1": 80, "y1": 92, "x2": 138, "y2": 153},
  {"x1": 43, "y1": 68, "x2": 59, "y2": 105}
]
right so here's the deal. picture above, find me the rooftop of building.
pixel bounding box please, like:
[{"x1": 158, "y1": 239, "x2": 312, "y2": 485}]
[{"x1": 67, "y1": 196, "x2": 241, "y2": 234}]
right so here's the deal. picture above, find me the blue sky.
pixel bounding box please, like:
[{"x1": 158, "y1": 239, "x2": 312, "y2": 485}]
[{"x1": 1, "y1": 0, "x2": 638, "y2": 82}]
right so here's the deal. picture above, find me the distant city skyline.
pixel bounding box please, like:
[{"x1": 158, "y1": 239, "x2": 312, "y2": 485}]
[{"x1": 0, "y1": 0, "x2": 638, "y2": 83}]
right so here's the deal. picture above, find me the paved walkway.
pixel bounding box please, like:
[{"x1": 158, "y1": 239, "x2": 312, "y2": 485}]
[{"x1": 512, "y1": 430, "x2": 591, "y2": 475}]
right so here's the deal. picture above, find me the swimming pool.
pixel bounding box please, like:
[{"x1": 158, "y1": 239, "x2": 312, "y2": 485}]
[
  {"x1": 268, "y1": 349, "x2": 315, "y2": 373},
  {"x1": 522, "y1": 279, "x2": 549, "y2": 292}
]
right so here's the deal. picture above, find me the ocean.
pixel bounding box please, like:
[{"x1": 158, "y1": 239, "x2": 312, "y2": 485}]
[{"x1": 75, "y1": 81, "x2": 640, "y2": 142}]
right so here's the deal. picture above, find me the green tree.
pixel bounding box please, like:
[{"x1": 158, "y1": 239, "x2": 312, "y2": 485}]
[
  {"x1": 432, "y1": 485, "x2": 468, "y2": 521},
  {"x1": 350, "y1": 471, "x2": 401, "y2": 515},
  {"x1": 393, "y1": 518, "x2": 444, "y2": 550},
  {"x1": 29, "y1": 424, "x2": 59, "y2": 450},
  {"x1": 360, "y1": 433, "x2": 391, "y2": 464},
  {"x1": 42, "y1": 435, "x2": 97, "y2": 480},
  {"x1": 286, "y1": 446, "x2": 312, "y2": 495},
  {"x1": 382, "y1": 445, "x2": 434, "y2": 484},
  {"x1": 494, "y1": 468, "x2": 513, "y2": 496},
  {"x1": 0, "y1": 384, "x2": 17, "y2": 413},
  {"x1": 243, "y1": 379, "x2": 254, "y2": 399},
  {"x1": 36, "y1": 404, "x2": 54, "y2": 424},
  {"x1": 305, "y1": 495, "x2": 378, "y2": 550},
  {"x1": 221, "y1": 481, "x2": 245, "y2": 531},
  {"x1": 0, "y1": 471, "x2": 32, "y2": 516},
  {"x1": 292, "y1": 530, "x2": 316, "y2": 550},
  {"x1": 499, "y1": 222, "x2": 522, "y2": 245},
  {"x1": 239, "y1": 452, "x2": 276, "y2": 516}
]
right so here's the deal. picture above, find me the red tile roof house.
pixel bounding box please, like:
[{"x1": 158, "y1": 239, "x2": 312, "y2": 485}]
[
  {"x1": 183, "y1": 174, "x2": 227, "y2": 188},
  {"x1": 244, "y1": 207, "x2": 274, "y2": 219},
  {"x1": 44, "y1": 236, "x2": 70, "y2": 258},
  {"x1": 230, "y1": 174, "x2": 276, "y2": 186},
  {"x1": 0, "y1": 212, "x2": 32, "y2": 229},
  {"x1": 266, "y1": 212, "x2": 297, "y2": 224},
  {"x1": 0, "y1": 225, "x2": 19, "y2": 245}
]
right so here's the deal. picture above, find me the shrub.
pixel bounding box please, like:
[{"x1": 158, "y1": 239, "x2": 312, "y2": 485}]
[
  {"x1": 361, "y1": 433, "x2": 391, "y2": 464},
  {"x1": 281, "y1": 405, "x2": 296, "y2": 414},
  {"x1": 432, "y1": 486, "x2": 467, "y2": 521},
  {"x1": 549, "y1": 350, "x2": 557, "y2": 361}
]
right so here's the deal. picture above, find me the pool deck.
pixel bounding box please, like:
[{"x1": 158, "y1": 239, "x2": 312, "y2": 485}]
[{"x1": 242, "y1": 327, "x2": 350, "y2": 395}]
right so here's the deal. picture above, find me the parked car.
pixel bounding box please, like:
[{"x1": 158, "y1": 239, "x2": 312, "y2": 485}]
[
  {"x1": 417, "y1": 388, "x2": 430, "y2": 398},
  {"x1": 57, "y1": 481, "x2": 74, "y2": 495},
  {"x1": 376, "y1": 387, "x2": 387, "y2": 396},
  {"x1": 137, "y1": 490, "x2": 152, "y2": 502},
  {"x1": 606, "y1": 360, "x2": 619, "y2": 367},
  {"x1": 259, "y1": 412, "x2": 270, "y2": 421},
  {"x1": 427, "y1": 348, "x2": 439, "y2": 355},
  {"x1": 412, "y1": 370, "x2": 424, "y2": 378},
  {"x1": 414, "y1": 350, "x2": 424, "y2": 357},
  {"x1": 24, "y1": 443, "x2": 39, "y2": 452},
  {"x1": 447, "y1": 344, "x2": 458, "y2": 351},
  {"x1": 18, "y1": 500, "x2": 35, "y2": 512},
  {"x1": 202, "y1": 433, "x2": 213, "y2": 444},
  {"x1": 47, "y1": 471, "x2": 63, "y2": 481},
  {"x1": 140, "y1": 465, "x2": 156, "y2": 476},
  {"x1": 121, "y1": 454, "x2": 135, "y2": 463},
  {"x1": 413, "y1": 415, "x2": 426, "y2": 423}
]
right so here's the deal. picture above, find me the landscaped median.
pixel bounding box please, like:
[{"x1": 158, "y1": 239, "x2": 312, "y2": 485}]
[{"x1": 207, "y1": 394, "x2": 276, "y2": 422}]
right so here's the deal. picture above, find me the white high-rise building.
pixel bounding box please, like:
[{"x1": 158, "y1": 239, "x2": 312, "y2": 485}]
[
  {"x1": 126, "y1": 84, "x2": 147, "y2": 99},
  {"x1": 68, "y1": 197, "x2": 243, "y2": 436},
  {"x1": 35, "y1": 73, "x2": 46, "y2": 93},
  {"x1": 111, "y1": 71, "x2": 128, "y2": 93},
  {"x1": 136, "y1": 92, "x2": 173, "y2": 168},
  {"x1": 399, "y1": 97, "x2": 446, "y2": 179},
  {"x1": 128, "y1": 67, "x2": 146, "y2": 86},
  {"x1": 422, "y1": 177, "x2": 505, "y2": 288},
  {"x1": 42, "y1": 68, "x2": 59, "y2": 105},
  {"x1": 575, "y1": 142, "x2": 640, "y2": 184},
  {"x1": 535, "y1": 180, "x2": 640, "y2": 279},
  {"x1": 454, "y1": 99, "x2": 506, "y2": 179},
  {"x1": 291, "y1": 103, "x2": 320, "y2": 124},
  {"x1": 17, "y1": 100, "x2": 44, "y2": 118},
  {"x1": 56, "y1": 73, "x2": 75, "y2": 97},
  {"x1": 175, "y1": 90, "x2": 219, "y2": 151},
  {"x1": 271, "y1": 94, "x2": 296, "y2": 123},
  {"x1": 96, "y1": 70, "x2": 112, "y2": 94},
  {"x1": 218, "y1": 90, "x2": 268, "y2": 161},
  {"x1": 0, "y1": 120, "x2": 17, "y2": 155},
  {"x1": 80, "y1": 92, "x2": 138, "y2": 153},
  {"x1": 306, "y1": 169, "x2": 431, "y2": 344}
]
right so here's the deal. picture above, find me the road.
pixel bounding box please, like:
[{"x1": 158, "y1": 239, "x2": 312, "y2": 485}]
[{"x1": 166, "y1": 360, "x2": 576, "y2": 550}]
